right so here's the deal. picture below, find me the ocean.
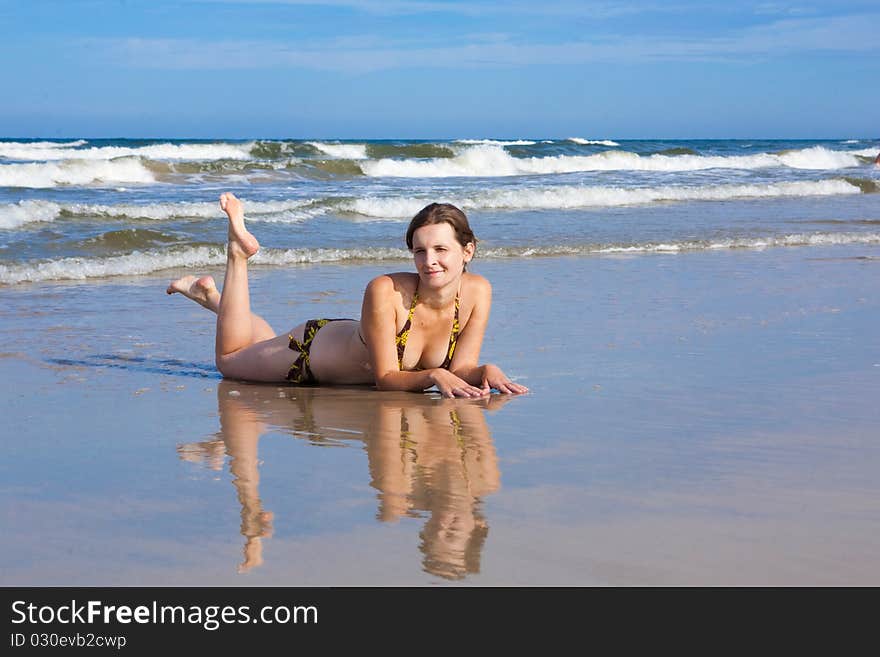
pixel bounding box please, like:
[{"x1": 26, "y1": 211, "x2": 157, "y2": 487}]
[
  {"x1": 3, "y1": 136, "x2": 880, "y2": 585},
  {"x1": 2, "y1": 137, "x2": 879, "y2": 285}
]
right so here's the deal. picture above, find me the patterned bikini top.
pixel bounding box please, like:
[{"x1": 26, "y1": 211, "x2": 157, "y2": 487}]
[{"x1": 395, "y1": 285, "x2": 461, "y2": 371}]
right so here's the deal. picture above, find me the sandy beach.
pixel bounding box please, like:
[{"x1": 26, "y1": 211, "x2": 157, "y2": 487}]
[{"x1": 2, "y1": 244, "x2": 879, "y2": 585}]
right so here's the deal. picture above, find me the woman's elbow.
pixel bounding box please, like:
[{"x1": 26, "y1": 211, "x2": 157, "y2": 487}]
[
  {"x1": 374, "y1": 378, "x2": 394, "y2": 391},
  {"x1": 373, "y1": 371, "x2": 399, "y2": 391}
]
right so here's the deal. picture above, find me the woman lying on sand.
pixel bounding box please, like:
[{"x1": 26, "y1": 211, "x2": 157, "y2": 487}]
[{"x1": 167, "y1": 193, "x2": 528, "y2": 398}]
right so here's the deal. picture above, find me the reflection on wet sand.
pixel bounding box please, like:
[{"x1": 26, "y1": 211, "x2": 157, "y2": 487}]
[{"x1": 177, "y1": 381, "x2": 510, "y2": 580}]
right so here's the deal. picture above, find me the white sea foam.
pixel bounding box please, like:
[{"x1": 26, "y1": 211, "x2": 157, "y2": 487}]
[
  {"x1": 79, "y1": 201, "x2": 220, "y2": 220},
  {"x1": 359, "y1": 145, "x2": 864, "y2": 178},
  {"x1": 306, "y1": 142, "x2": 368, "y2": 159},
  {"x1": 341, "y1": 197, "x2": 427, "y2": 220},
  {"x1": 0, "y1": 139, "x2": 88, "y2": 156},
  {"x1": 252, "y1": 247, "x2": 408, "y2": 265},
  {"x1": 0, "y1": 199, "x2": 222, "y2": 225},
  {"x1": 478, "y1": 232, "x2": 880, "y2": 258},
  {"x1": 0, "y1": 142, "x2": 253, "y2": 162},
  {"x1": 585, "y1": 232, "x2": 880, "y2": 255},
  {"x1": 0, "y1": 246, "x2": 409, "y2": 284},
  {"x1": 0, "y1": 247, "x2": 227, "y2": 284},
  {"x1": 339, "y1": 179, "x2": 862, "y2": 219},
  {"x1": 2, "y1": 177, "x2": 862, "y2": 229},
  {"x1": 360, "y1": 145, "x2": 521, "y2": 177},
  {"x1": 455, "y1": 139, "x2": 537, "y2": 146},
  {"x1": 852, "y1": 147, "x2": 879, "y2": 157},
  {"x1": 568, "y1": 138, "x2": 620, "y2": 146},
  {"x1": 471, "y1": 179, "x2": 862, "y2": 211},
  {"x1": 112, "y1": 198, "x2": 326, "y2": 223},
  {"x1": 0, "y1": 157, "x2": 156, "y2": 188},
  {"x1": 0, "y1": 200, "x2": 63, "y2": 229},
  {"x1": 5, "y1": 232, "x2": 879, "y2": 284},
  {"x1": 0, "y1": 197, "x2": 328, "y2": 227},
  {"x1": 243, "y1": 200, "x2": 329, "y2": 223},
  {"x1": 775, "y1": 146, "x2": 863, "y2": 169}
]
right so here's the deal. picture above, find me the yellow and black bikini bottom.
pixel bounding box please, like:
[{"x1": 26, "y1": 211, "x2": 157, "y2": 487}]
[{"x1": 286, "y1": 318, "x2": 352, "y2": 384}]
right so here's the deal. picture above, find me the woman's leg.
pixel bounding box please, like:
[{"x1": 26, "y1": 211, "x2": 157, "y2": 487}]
[
  {"x1": 215, "y1": 382, "x2": 274, "y2": 573},
  {"x1": 206, "y1": 193, "x2": 297, "y2": 382},
  {"x1": 169, "y1": 192, "x2": 327, "y2": 383},
  {"x1": 167, "y1": 274, "x2": 276, "y2": 344},
  {"x1": 216, "y1": 192, "x2": 261, "y2": 358}
]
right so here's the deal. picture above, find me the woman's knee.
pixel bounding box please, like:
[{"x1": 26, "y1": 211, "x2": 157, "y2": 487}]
[
  {"x1": 216, "y1": 351, "x2": 257, "y2": 381},
  {"x1": 215, "y1": 353, "x2": 239, "y2": 379},
  {"x1": 215, "y1": 337, "x2": 292, "y2": 382}
]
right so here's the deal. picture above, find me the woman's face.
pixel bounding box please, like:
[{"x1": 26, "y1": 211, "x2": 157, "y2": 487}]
[{"x1": 411, "y1": 223, "x2": 474, "y2": 288}]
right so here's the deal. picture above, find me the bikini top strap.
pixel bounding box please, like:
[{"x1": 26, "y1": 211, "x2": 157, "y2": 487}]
[
  {"x1": 396, "y1": 284, "x2": 419, "y2": 368},
  {"x1": 407, "y1": 289, "x2": 419, "y2": 322},
  {"x1": 441, "y1": 288, "x2": 462, "y2": 369}
]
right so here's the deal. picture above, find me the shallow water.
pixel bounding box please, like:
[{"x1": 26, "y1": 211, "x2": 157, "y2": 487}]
[{"x1": 2, "y1": 247, "x2": 879, "y2": 585}]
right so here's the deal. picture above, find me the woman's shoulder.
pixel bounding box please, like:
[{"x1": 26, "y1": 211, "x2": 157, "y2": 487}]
[
  {"x1": 365, "y1": 272, "x2": 418, "y2": 298},
  {"x1": 463, "y1": 272, "x2": 492, "y2": 297}
]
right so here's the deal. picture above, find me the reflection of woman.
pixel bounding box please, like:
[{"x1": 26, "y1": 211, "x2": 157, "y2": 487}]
[
  {"x1": 363, "y1": 395, "x2": 501, "y2": 579},
  {"x1": 177, "y1": 389, "x2": 273, "y2": 573},
  {"x1": 167, "y1": 193, "x2": 528, "y2": 398},
  {"x1": 177, "y1": 380, "x2": 507, "y2": 579}
]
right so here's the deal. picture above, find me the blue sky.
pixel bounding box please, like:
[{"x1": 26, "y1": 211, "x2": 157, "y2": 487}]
[{"x1": 1, "y1": 0, "x2": 878, "y2": 138}]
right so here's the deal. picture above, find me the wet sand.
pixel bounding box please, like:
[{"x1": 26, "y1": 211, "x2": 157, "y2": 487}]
[{"x1": 2, "y1": 246, "x2": 879, "y2": 585}]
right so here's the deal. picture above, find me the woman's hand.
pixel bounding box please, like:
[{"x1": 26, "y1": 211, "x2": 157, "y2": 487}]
[
  {"x1": 480, "y1": 364, "x2": 529, "y2": 395},
  {"x1": 430, "y1": 369, "x2": 490, "y2": 398}
]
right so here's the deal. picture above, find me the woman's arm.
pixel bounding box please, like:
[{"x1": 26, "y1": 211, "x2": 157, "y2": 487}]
[
  {"x1": 450, "y1": 277, "x2": 529, "y2": 395},
  {"x1": 360, "y1": 275, "x2": 487, "y2": 397}
]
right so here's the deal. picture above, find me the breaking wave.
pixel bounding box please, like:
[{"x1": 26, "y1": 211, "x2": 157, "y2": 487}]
[
  {"x1": 567, "y1": 137, "x2": 620, "y2": 146},
  {"x1": 0, "y1": 245, "x2": 409, "y2": 284},
  {"x1": 0, "y1": 200, "x2": 64, "y2": 229},
  {"x1": 851, "y1": 147, "x2": 880, "y2": 158},
  {"x1": 567, "y1": 138, "x2": 620, "y2": 146},
  {"x1": 456, "y1": 139, "x2": 538, "y2": 146},
  {"x1": 341, "y1": 179, "x2": 863, "y2": 219},
  {"x1": 0, "y1": 197, "x2": 329, "y2": 228},
  {"x1": 0, "y1": 141, "x2": 254, "y2": 162},
  {"x1": 359, "y1": 145, "x2": 864, "y2": 178},
  {"x1": 4, "y1": 232, "x2": 879, "y2": 285},
  {"x1": 1, "y1": 179, "x2": 865, "y2": 229},
  {"x1": 481, "y1": 232, "x2": 880, "y2": 257},
  {"x1": 0, "y1": 157, "x2": 156, "y2": 188},
  {"x1": 306, "y1": 142, "x2": 369, "y2": 160}
]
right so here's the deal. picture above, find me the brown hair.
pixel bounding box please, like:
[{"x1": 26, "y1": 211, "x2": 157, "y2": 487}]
[{"x1": 405, "y1": 203, "x2": 478, "y2": 252}]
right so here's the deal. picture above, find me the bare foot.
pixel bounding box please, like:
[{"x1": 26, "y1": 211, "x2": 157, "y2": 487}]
[
  {"x1": 166, "y1": 274, "x2": 220, "y2": 311},
  {"x1": 175, "y1": 438, "x2": 226, "y2": 469},
  {"x1": 220, "y1": 192, "x2": 259, "y2": 258},
  {"x1": 238, "y1": 537, "x2": 265, "y2": 573}
]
